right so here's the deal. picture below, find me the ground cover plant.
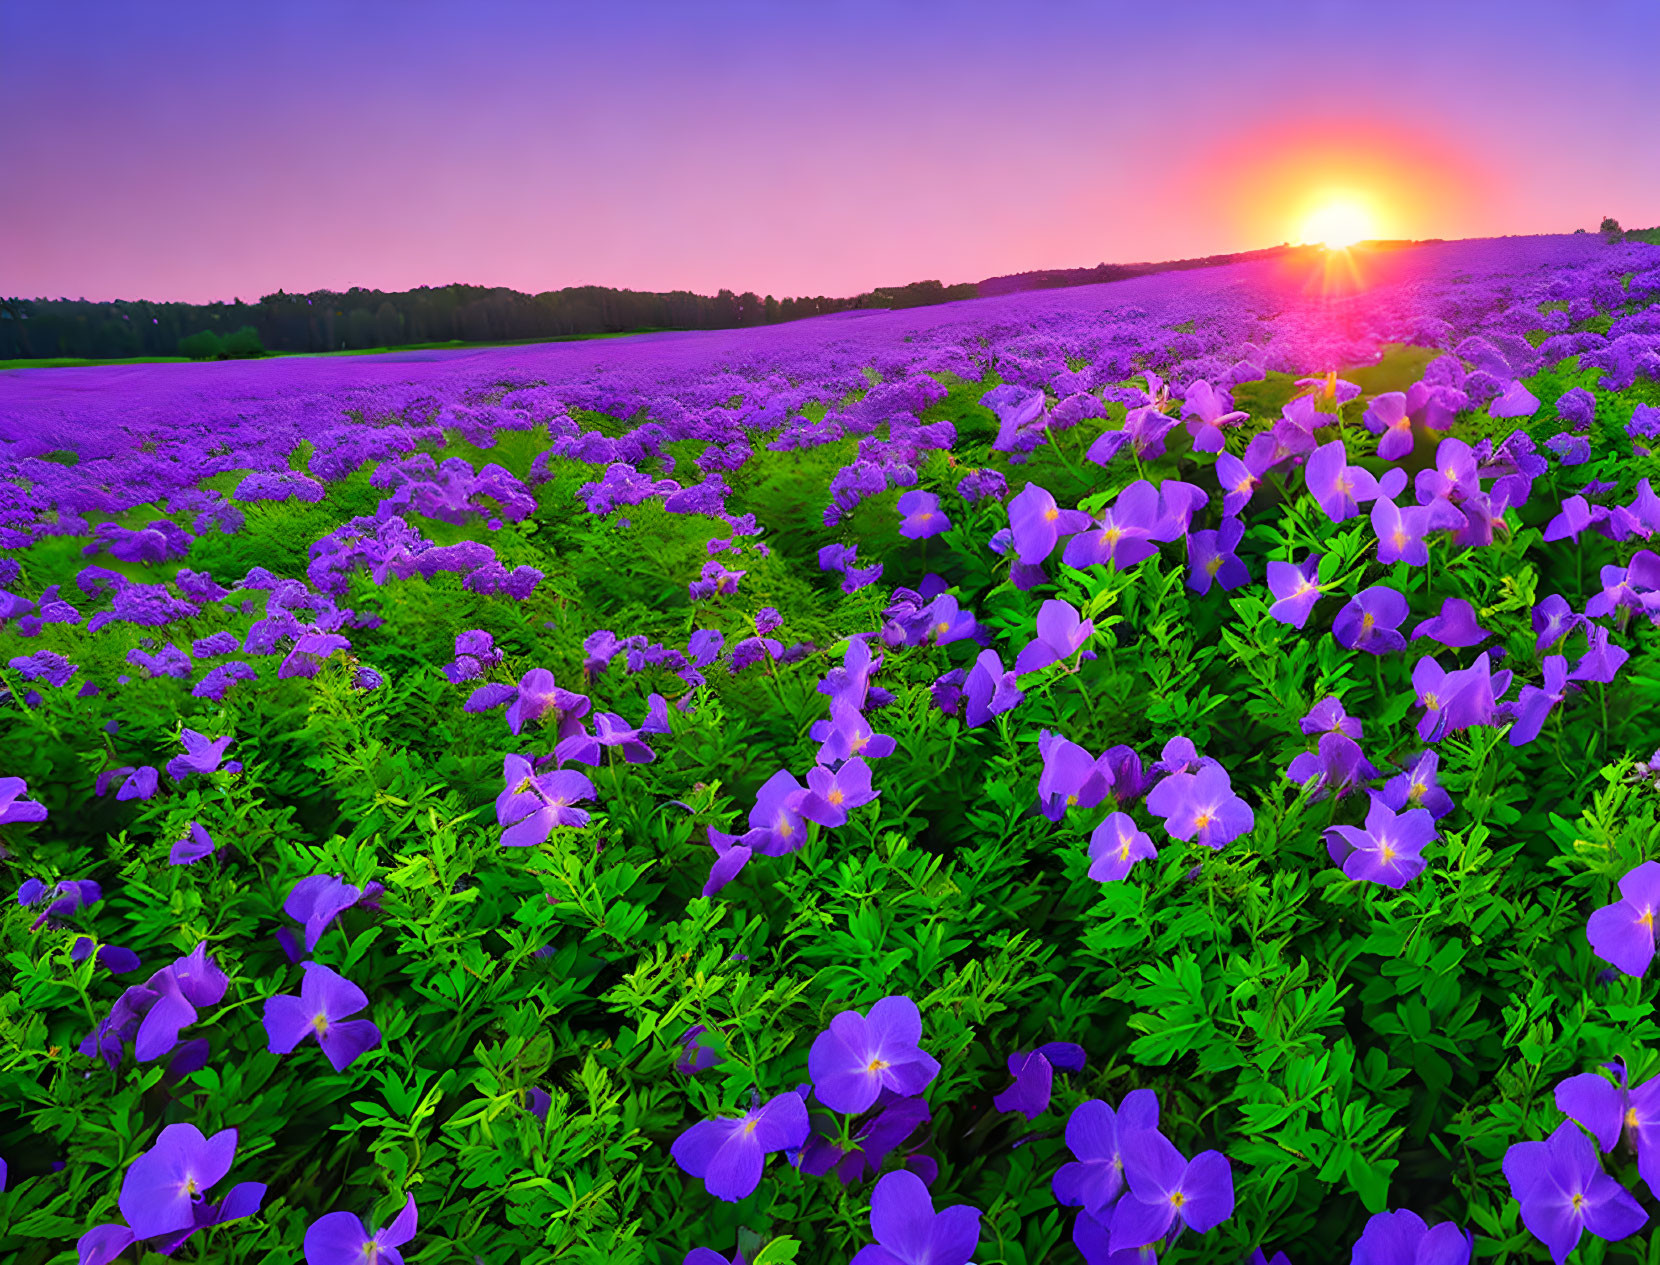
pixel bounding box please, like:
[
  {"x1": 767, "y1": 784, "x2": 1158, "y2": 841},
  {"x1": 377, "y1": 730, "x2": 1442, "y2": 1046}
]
[{"x1": 2, "y1": 233, "x2": 1660, "y2": 1264}]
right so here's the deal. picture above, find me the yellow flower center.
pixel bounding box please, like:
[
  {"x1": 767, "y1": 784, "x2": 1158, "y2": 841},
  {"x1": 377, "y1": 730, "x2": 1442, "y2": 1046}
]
[
  {"x1": 1572, "y1": 1192, "x2": 1585, "y2": 1210},
  {"x1": 1103, "y1": 526, "x2": 1122, "y2": 544},
  {"x1": 1391, "y1": 530, "x2": 1406, "y2": 547},
  {"x1": 828, "y1": 789, "x2": 845, "y2": 805},
  {"x1": 1423, "y1": 693, "x2": 1439, "y2": 709},
  {"x1": 935, "y1": 622, "x2": 950, "y2": 636},
  {"x1": 1642, "y1": 908, "x2": 1654, "y2": 927},
  {"x1": 1044, "y1": 507, "x2": 1059, "y2": 522},
  {"x1": 1361, "y1": 612, "x2": 1375, "y2": 633},
  {"x1": 1170, "y1": 1190, "x2": 1187, "y2": 1208},
  {"x1": 312, "y1": 1012, "x2": 330, "y2": 1036},
  {"x1": 1409, "y1": 781, "x2": 1426, "y2": 801},
  {"x1": 1380, "y1": 844, "x2": 1397, "y2": 863},
  {"x1": 778, "y1": 821, "x2": 794, "y2": 839},
  {"x1": 1206, "y1": 555, "x2": 1223, "y2": 575},
  {"x1": 867, "y1": 1057, "x2": 889, "y2": 1072},
  {"x1": 742, "y1": 1118, "x2": 759, "y2": 1134},
  {"x1": 1627, "y1": 1107, "x2": 1639, "y2": 1128},
  {"x1": 1118, "y1": 843, "x2": 1131, "y2": 861},
  {"x1": 1194, "y1": 812, "x2": 1212, "y2": 830}
]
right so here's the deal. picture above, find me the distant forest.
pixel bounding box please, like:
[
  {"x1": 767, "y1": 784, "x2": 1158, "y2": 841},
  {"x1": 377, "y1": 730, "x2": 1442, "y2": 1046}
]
[{"x1": 3, "y1": 237, "x2": 1503, "y2": 362}]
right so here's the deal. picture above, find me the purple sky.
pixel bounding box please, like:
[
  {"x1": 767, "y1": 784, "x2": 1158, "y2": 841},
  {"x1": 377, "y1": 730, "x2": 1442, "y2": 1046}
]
[{"x1": 5, "y1": 0, "x2": 1657, "y2": 304}]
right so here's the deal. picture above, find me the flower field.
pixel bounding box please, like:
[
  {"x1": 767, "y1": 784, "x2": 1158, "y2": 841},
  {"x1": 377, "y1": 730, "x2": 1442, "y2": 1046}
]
[{"x1": 5, "y1": 233, "x2": 1660, "y2": 1264}]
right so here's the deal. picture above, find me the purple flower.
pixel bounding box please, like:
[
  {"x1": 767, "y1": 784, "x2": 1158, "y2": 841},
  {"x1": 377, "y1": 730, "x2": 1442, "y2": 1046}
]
[
  {"x1": 30, "y1": 879, "x2": 102, "y2": 930},
  {"x1": 808, "y1": 995, "x2": 941, "y2": 1115},
  {"x1": 1063, "y1": 481, "x2": 1161, "y2": 571},
  {"x1": 1369, "y1": 495, "x2": 1433, "y2": 567},
  {"x1": 94, "y1": 764, "x2": 156, "y2": 801},
  {"x1": 1587, "y1": 861, "x2": 1660, "y2": 978},
  {"x1": 1108, "y1": 1125, "x2": 1235, "y2": 1253},
  {"x1": 9, "y1": 650, "x2": 79, "y2": 687},
  {"x1": 993, "y1": 1042, "x2": 1086, "y2": 1119},
  {"x1": 1181, "y1": 380, "x2": 1248, "y2": 453},
  {"x1": 799, "y1": 1094, "x2": 932, "y2": 1186},
  {"x1": 1324, "y1": 793, "x2": 1436, "y2": 889},
  {"x1": 496, "y1": 755, "x2": 597, "y2": 846},
  {"x1": 683, "y1": 1250, "x2": 746, "y2": 1265},
  {"x1": 811, "y1": 697, "x2": 898, "y2": 765},
  {"x1": 1088, "y1": 812, "x2": 1159, "y2": 882},
  {"x1": 1014, "y1": 599, "x2": 1095, "y2": 675},
  {"x1": 1569, "y1": 625, "x2": 1629, "y2": 686},
  {"x1": 76, "y1": 944, "x2": 227, "y2": 1069},
  {"x1": 718, "y1": 774, "x2": 798, "y2": 859},
  {"x1": 1215, "y1": 449, "x2": 1265, "y2": 515},
  {"x1": 1286, "y1": 732, "x2": 1378, "y2": 802},
  {"x1": 442, "y1": 629, "x2": 502, "y2": 683},
  {"x1": 1266, "y1": 554, "x2": 1325, "y2": 628},
  {"x1": 1412, "y1": 653, "x2": 1513, "y2": 742},
  {"x1": 1504, "y1": 1119, "x2": 1646, "y2": 1264},
  {"x1": 1362, "y1": 383, "x2": 1448, "y2": 460},
  {"x1": 1145, "y1": 763, "x2": 1254, "y2": 849},
  {"x1": 700, "y1": 827, "x2": 753, "y2": 899},
  {"x1": 1556, "y1": 1059, "x2": 1660, "y2": 1200},
  {"x1": 1509, "y1": 655, "x2": 1571, "y2": 748},
  {"x1": 1332, "y1": 586, "x2": 1409, "y2": 655},
  {"x1": 1186, "y1": 517, "x2": 1250, "y2": 596},
  {"x1": 1350, "y1": 1209, "x2": 1473, "y2": 1265},
  {"x1": 670, "y1": 1089, "x2": 809, "y2": 1202},
  {"x1": 1053, "y1": 1091, "x2": 1160, "y2": 1216},
  {"x1": 1489, "y1": 379, "x2": 1540, "y2": 419},
  {"x1": 1410, "y1": 597, "x2": 1493, "y2": 649},
  {"x1": 166, "y1": 730, "x2": 238, "y2": 783},
  {"x1": 105, "y1": 1121, "x2": 265, "y2": 1253},
  {"x1": 283, "y1": 874, "x2": 384, "y2": 954},
  {"x1": 922, "y1": 593, "x2": 979, "y2": 647},
  {"x1": 1037, "y1": 731, "x2": 1111, "y2": 820},
  {"x1": 1546, "y1": 433, "x2": 1591, "y2": 465},
  {"x1": 792, "y1": 758, "x2": 879, "y2": 829},
  {"x1": 897, "y1": 489, "x2": 951, "y2": 540},
  {"x1": 1300, "y1": 696, "x2": 1362, "y2": 740},
  {"x1": 304, "y1": 1194, "x2": 418, "y2": 1265},
  {"x1": 963, "y1": 649, "x2": 1023, "y2": 728},
  {"x1": 0, "y1": 776, "x2": 49, "y2": 825},
  {"x1": 263, "y1": 961, "x2": 381, "y2": 1072},
  {"x1": 850, "y1": 1169, "x2": 980, "y2": 1265},
  {"x1": 1378, "y1": 751, "x2": 1454, "y2": 820},
  {"x1": 169, "y1": 823, "x2": 216, "y2": 866},
  {"x1": 1306, "y1": 440, "x2": 1381, "y2": 524}
]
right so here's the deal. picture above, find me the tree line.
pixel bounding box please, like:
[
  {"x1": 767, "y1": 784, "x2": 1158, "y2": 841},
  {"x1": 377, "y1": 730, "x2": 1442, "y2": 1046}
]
[{"x1": 0, "y1": 278, "x2": 979, "y2": 361}]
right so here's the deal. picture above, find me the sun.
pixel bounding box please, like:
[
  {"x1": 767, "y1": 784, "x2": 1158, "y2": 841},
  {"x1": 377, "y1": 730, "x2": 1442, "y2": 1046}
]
[{"x1": 1299, "y1": 196, "x2": 1378, "y2": 251}]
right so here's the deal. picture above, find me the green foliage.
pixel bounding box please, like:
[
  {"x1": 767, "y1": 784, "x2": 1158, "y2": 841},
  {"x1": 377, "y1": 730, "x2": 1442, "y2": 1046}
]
[
  {"x1": 3, "y1": 342, "x2": 1660, "y2": 1265},
  {"x1": 177, "y1": 329, "x2": 224, "y2": 360}
]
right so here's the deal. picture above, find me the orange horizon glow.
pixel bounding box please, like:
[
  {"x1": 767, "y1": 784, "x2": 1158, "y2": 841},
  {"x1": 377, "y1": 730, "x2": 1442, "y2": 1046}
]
[
  {"x1": 1170, "y1": 116, "x2": 1496, "y2": 258},
  {"x1": 1297, "y1": 194, "x2": 1383, "y2": 250}
]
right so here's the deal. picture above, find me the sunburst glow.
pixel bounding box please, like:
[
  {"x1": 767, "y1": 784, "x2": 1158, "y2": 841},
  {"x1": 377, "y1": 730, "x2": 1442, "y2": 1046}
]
[{"x1": 1299, "y1": 196, "x2": 1379, "y2": 251}]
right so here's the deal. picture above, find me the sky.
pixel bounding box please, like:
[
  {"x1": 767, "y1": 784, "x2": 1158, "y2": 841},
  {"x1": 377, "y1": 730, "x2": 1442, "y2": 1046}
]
[{"x1": 4, "y1": 0, "x2": 1657, "y2": 304}]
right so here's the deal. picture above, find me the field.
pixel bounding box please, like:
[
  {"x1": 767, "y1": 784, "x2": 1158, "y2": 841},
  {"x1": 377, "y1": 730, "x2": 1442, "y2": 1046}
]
[{"x1": 3, "y1": 233, "x2": 1660, "y2": 1264}]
